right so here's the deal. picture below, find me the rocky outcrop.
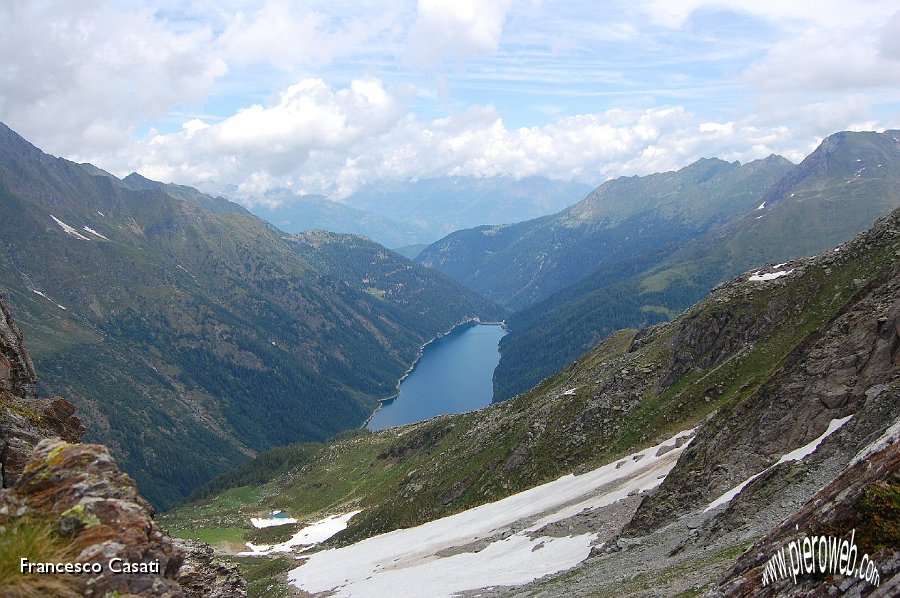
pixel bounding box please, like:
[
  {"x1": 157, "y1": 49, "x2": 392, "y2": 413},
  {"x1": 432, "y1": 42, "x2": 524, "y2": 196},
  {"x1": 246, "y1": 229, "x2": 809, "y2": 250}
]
[
  {"x1": 706, "y1": 421, "x2": 900, "y2": 596},
  {"x1": 1, "y1": 394, "x2": 83, "y2": 488},
  {"x1": 1, "y1": 294, "x2": 84, "y2": 487},
  {"x1": 0, "y1": 438, "x2": 249, "y2": 598},
  {"x1": 625, "y1": 210, "x2": 900, "y2": 536},
  {"x1": 174, "y1": 539, "x2": 246, "y2": 598},
  {"x1": 3, "y1": 438, "x2": 185, "y2": 596},
  {"x1": 0, "y1": 296, "x2": 38, "y2": 399},
  {"x1": 0, "y1": 296, "x2": 246, "y2": 597}
]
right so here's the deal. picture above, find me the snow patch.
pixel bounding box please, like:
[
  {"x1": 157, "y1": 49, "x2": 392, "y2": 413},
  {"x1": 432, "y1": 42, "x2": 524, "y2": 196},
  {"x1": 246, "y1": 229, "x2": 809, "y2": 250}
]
[
  {"x1": 32, "y1": 288, "x2": 65, "y2": 310},
  {"x1": 51, "y1": 215, "x2": 90, "y2": 240},
  {"x1": 756, "y1": 201, "x2": 766, "y2": 210},
  {"x1": 288, "y1": 429, "x2": 695, "y2": 598},
  {"x1": 83, "y1": 226, "x2": 109, "y2": 240},
  {"x1": 851, "y1": 414, "x2": 900, "y2": 465},
  {"x1": 748, "y1": 269, "x2": 793, "y2": 282},
  {"x1": 775, "y1": 416, "x2": 852, "y2": 463},
  {"x1": 705, "y1": 416, "x2": 853, "y2": 512},
  {"x1": 251, "y1": 513, "x2": 298, "y2": 529},
  {"x1": 239, "y1": 511, "x2": 360, "y2": 556},
  {"x1": 176, "y1": 263, "x2": 199, "y2": 283}
]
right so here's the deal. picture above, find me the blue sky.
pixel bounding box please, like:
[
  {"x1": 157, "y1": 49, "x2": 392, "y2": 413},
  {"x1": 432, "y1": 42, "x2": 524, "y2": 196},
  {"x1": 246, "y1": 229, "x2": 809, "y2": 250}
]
[{"x1": 2, "y1": 1, "x2": 899, "y2": 202}]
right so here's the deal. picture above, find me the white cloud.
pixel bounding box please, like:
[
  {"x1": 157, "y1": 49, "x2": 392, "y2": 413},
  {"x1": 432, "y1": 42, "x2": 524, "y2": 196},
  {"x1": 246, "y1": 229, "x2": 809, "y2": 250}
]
[
  {"x1": 880, "y1": 11, "x2": 900, "y2": 60},
  {"x1": 1, "y1": 1, "x2": 896, "y2": 205},
  {"x1": 0, "y1": 1, "x2": 226, "y2": 159},
  {"x1": 406, "y1": 0, "x2": 513, "y2": 66},
  {"x1": 127, "y1": 77, "x2": 404, "y2": 192},
  {"x1": 636, "y1": 0, "x2": 895, "y2": 30},
  {"x1": 113, "y1": 78, "x2": 828, "y2": 204},
  {"x1": 744, "y1": 20, "x2": 900, "y2": 93},
  {"x1": 218, "y1": 0, "x2": 401, "y2": 68}
]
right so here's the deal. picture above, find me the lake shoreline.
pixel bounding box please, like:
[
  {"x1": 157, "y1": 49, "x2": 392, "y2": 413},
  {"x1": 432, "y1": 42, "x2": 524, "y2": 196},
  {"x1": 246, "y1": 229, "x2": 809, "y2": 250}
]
[{"x1": 361, "y1": 318, "x2": 506, "y2": 429}]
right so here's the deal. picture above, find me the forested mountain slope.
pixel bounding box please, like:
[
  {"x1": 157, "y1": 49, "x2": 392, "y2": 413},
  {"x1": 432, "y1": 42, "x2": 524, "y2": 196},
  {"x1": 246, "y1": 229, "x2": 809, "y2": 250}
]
[
  {"x1": 493, "y1": 130, "x2": 900, "y2": 400},
  {"x1": 418, "y1": 156, "x2": 793, "y2": 309},
  {"x1": 0, "y1": 122, "x2": 502, "y2": 508}
]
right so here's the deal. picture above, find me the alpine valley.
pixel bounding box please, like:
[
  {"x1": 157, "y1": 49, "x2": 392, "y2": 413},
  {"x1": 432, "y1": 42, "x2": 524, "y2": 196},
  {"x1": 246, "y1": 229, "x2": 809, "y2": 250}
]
[
  {"x1": 1, "y1": 122, "x2": 899, "y2": 597},
  {"x1": 166, "y1": 178, "x2": 900, "y2": 597},
  {"x1": 0, "y1": 122, "x2": 504, "y2": 509}
]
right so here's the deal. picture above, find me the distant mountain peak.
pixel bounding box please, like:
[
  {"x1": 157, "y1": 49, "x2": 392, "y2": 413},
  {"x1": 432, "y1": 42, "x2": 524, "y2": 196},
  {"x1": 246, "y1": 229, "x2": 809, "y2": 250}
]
[
  {"x1": 0, "y1": 121, "x2": 48, "y2": 162},
  {"x1": 760, "y1": 129, "x2": 900, "y2": 210},
  {"x1": 122, "y1": 171, "x2": 156, "y2": 187}
]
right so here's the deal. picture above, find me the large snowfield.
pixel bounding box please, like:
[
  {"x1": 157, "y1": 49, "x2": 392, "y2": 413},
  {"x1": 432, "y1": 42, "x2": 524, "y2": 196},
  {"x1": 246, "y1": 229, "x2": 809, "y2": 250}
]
[{"x1": 287, "y1": 429, "x2": 695, "y2": 597}]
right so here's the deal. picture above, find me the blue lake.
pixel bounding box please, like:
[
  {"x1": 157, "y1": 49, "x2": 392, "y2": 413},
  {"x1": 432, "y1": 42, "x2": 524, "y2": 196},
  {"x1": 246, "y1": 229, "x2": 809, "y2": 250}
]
[{"x1": 366, "y1": 323, "x2": 506, "y2": 431}]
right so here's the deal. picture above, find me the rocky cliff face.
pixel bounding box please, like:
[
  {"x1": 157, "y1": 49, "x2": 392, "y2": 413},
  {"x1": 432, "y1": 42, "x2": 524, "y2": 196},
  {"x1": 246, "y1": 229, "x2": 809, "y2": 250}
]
[
  {"x1": 0, "y1": 296, "x2": 245, "y2": 597},
  {"x1": 0, "y1": 297, "x2": 38, "y2": 400},
  {"x1": 1, "y1": 295, "x2": 83, "y2": 487},
  {"x1": 626, "y1": 211, "x2": 900, "y2": 536},
  {"x1": 706, "y1": 425, "x2": 899, "y2": 597}
]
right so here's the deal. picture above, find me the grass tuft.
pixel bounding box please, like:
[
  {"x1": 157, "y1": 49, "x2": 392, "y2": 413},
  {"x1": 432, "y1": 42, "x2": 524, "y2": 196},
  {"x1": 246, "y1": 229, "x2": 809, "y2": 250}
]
[{"x1": 0, "y1": 517, "x2": 80, "y2": 598}]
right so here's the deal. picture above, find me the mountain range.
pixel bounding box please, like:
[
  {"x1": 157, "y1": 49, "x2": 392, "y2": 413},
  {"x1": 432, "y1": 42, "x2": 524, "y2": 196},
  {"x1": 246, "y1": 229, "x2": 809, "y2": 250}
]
[
  {"x1": 164, "y1": 191, "x2": 900, "y2": 597},
  {"x1": 417, "y1": 155, "x2": 794, "y2": 309},
  {"x1": 0, "y1": 122, "x2": 502, "y2": 508},
  {"x1": 3, "y1": 121, "x2": 900, "y2": 596},
  {"x1": 208, "y1": 176, "x2": 592, "y2": 250},
  {"x1": 418, "y1": 130, "x2": 900, "y2": 400}
]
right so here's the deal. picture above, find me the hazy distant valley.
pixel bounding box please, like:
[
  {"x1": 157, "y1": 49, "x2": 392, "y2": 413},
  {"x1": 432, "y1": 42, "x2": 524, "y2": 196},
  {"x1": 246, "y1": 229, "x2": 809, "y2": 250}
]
[{"x1": 203, "y1": 176, "x2": 592, "y2": 250}]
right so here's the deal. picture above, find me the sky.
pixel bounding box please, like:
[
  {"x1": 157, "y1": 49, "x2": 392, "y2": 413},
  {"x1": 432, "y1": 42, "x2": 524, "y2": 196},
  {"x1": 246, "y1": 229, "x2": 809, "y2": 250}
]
[{"x1": 1, "y1": 0, "x2": 899, "y2": 203}]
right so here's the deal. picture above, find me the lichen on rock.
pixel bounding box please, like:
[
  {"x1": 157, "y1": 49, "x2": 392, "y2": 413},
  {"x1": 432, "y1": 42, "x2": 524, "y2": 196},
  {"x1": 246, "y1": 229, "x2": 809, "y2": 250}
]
[{"x1": 0, "y1": 296, "x2": 246, "y2": 596}]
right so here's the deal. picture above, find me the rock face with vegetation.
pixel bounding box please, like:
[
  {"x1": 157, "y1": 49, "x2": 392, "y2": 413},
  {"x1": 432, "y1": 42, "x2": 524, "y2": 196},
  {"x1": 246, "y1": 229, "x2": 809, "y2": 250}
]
[
  {"x1": 707, "y1": 429, "x2": 899, "y2": 597},
  {"x1": 626, "y1": 209, "x2": 900, "y2": 535},
  {"x1": 0, "y1": 297, "x2": 38, "y2": 400},
  {"x1": 1, "y1": 296, "x2": 82, "y2": 487},
  {"x1": 0, "y1": 295, "x2": 246, "y2": 597}
]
